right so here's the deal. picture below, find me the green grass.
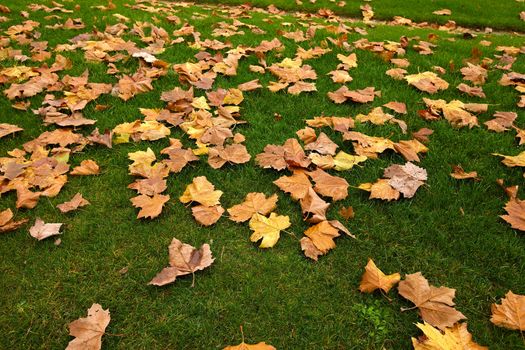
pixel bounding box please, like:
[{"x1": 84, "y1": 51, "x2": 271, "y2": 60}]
[
  {"x1": 1, "y1": 0, "x2": 525, "y2": 349},
  {"x1": 200, "y1": 0, "x2": 525, "y2": 32}
]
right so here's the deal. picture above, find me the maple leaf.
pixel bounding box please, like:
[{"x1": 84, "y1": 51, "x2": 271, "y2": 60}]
[
  {"x1": 384, "y1": 162, "x2": 427, "y2": 198},
  {"x1": 0, "y1": 208, "x2": 28, "y2": 233},
  {"x1": 249, "y1": 212, "x2": 291, "y2": 248},
  {"x1": 57, "y1": 193, "x2": 90, "y2": 213},
  {"x1": 300, "y1": 188, "x2": 330, "y2": 223},
  {"x1": 66, "y1": 303, "x2": 110, "y2": 350},
  {"x1": 227, "y1": 193, "x2": 278, "y2": 223},
  {"x1": 224, "y1": 341, "x2": 276, "y2": 350},
  {"x1": 192, "y1": 205, "x2": 224, "y2": 226},
  {"x1": 457, "y1": 83, "x2": 485, "y2": 98},
  {"x1": 450, "y1": 166, "x2": 479, "y2": 181},
  {"x1": 412, "y1": 128, "x2": 434, "y2": 144},
  {"x1": 302, "y1": 220, "x2": 349, "y2": 258},
  {"x1": 128, "y1": 176, "x2": 167, "y2": 196},
  {"x1": 484, "y1": 111, "x2": 517, "y2": 132},
  {"x1": 358, "y1": 179, "x2": 401, "y2": 201},
  {"x1": 398, "y1": 272, "x2": 466, "y2": 329},
  {"x1": 304, "y1": 132, "x2": 338, "y2": 155},
  {"x1": 70, "y1": 160, "x2": 100, "y2": 176},
  {"x1": 255, "y1": 144, "x2": 287, "y2": 171},
  {"x1": 208, "y1": 144, "x2": 251, "y2": 169},
  {"x1": 493, "y1": 151, "x2": 525, "y2": 167},
  {"x1": 130, "y1": 194, "x2": 170, "y2": 219},
  {"x1": 16, "y1": 187, "x2": 41, "y2": 209},
  {"x1": 412, "y1": 322, "x2": 488, "y2": 350},
  {"x1": 333, "y1": 151, "x2": 367, "y2": 171},
  {"x1": 490, "y1": 291, "x2": 525, "y2": 331},
  {"x1": 149, "y1": 238, "x2": 214, "y2": 287},
  {"x1": 29, "y1": 218, "x2": 62, "y2": 240},
  {"x1": 273, "y1": 171, "x2": 312, "y2": 200},
  {"x1": 405, "y1": 72, "x2": 449, "y2": 93},
  {"x1": 383, "y1": 101, "x2": 407, "y2": 114},
  {"x1": 338, "y1": 206, "x2": 354, "y2": 220},
  {"x1": 308, "y1": 168, "x2": 348, "y2": 201},
  {"x1": 336, "y1": 53, "x2": 357, "y2": 69},
  {"x1": 0, "y1": 123, "x2": 23, "y2": 139},
  {"x1": 359, "y1": 259, "x2": 401, "y2": 293},
  {"x1": 180, "y1": 176, "x2": 223, "y2": 206},
  {"x1": 460, "y1": 63, "x2": 487, "y2": 85},
  {"x1": 500, "y1": 198, "x2": 525, "y2": 231}
]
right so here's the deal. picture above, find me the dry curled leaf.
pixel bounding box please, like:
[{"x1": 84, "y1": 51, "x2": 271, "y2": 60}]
[
  {"x1": 450, "y1": 166, "x2": 479, "y2": 181},
  {"x1": 66, "y1": 303, "x2": 110, "y2": 350},
  {"x1": 180, "y1": 176, "x2": 223, "y2": 207},
  {"x1": 359, "y1": 259, "x2": 401, "y2": 294},
  {"x1": 308, "y1": 168, "x2": 348, "y2": 201},
  {"x1": 412, "y1": 322, "x2": 487, "y2": 350},
  {"x1": 0, "y1": 208, "x2": 28, "y2": 233},
  {"x1": 0, "y1": 123, "x2": 23, "y2": 139},
  {"x1": 500, "y1": 198, "x2": 525, "y2": 232},
  {"x1": 149, "y1": 238, "x2": 214, "y2": 286},
  {"x1": 29, "y1": 218, "x2": 62, "y2": 240},
  {"x1": 274, "y1": 171, "x2": 312, "y2": 200},
  {"x1": 57, "y1": 193, "x2": 90, "y2": 213},
  {"x1": 70, "y1": 160, "x2": 100, "y2": 176},
  {"x1": 405, "y1": 72, "x2": 449, "y2": 94},
  {"x1": 398, "y1": 272, "x2": 466, "y2": 329}
]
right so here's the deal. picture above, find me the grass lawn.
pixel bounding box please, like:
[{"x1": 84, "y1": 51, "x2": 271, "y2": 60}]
[
  {"x1": 202, "y1": 0, "x2": 525, "y2": 32},
  {"x1": 1, "y1": 0, "x2": 525, "y2": 349}
]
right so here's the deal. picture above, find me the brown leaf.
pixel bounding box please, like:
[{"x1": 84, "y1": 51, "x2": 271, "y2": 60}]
[
  {"x1": 130, "y1": 194, "x2": 170, "y2": 219},
  {"x1": 500, "y1": 198, "x2": 525, "y2": 231},
  {"x1": 300, "y1": 236, "x2": 323, "y2": 261},
  {"x1": 303, "y1": 220, "x2": 343, "y2": 256},
  {"x1": 304, "y1": 132, "x2": 338, "y2": 155},
  {"x1": 358, "y1": 179, "x2": 401, "y2": 201},
  {"x1": 393, "y1": 140, "x2": 428, "y2": 162},
  {"x1": 308, "y1": 168, "x2": 348, "y2": 201},
  {"x1": 192, "y1": 205, "x2": 224, "y2": 226},
  {"x1": 359, "y1": 259, "x2": 401, "y2": 293},
  {"x1": 57, "y1": 193, "x2": 90, "y2": 213},
  {"x1": 0, "y1": 123, "x2": 23, "y2": 139},
  {"x1": 383, "y1": 101, "x2": 407, "y2": 114},
  {"x1": 0, "y1": 208, "x2": 28, "y2": 233},
  {"x1": 237, "y1": 79, "x2": 262, "y2": 92},
  {"x1": 128, "y1": 176, "x2": 167, "y2": 196},
  {"x1": 208, "y1": 144, "x2": 251, "y2": 169},
  {"x1": 300, "y1": 188, "x2": 330, "y2": 223},
  {"x1": 484, "y1": 111, "x2": 517, "y2": 132},
  {"x1": 180, "y1": 176, "x2": 223, "y2": 207},
  {"x1": 412, "y1": 128, "x2": 434, "y2": 144},
  {"x1": 384, "y1": 162, "x2": 427, "y2": 198},
  {"x1": 256, "y1": 144, "x2": 287, "y2": 171},
  {"x1": 149, "y1": 238, "x2": 214, "y2": 286},
  {"x1": 29, "y1": 218, "x2": 62, "y2": 240},
  {"x1": 70, "y1": 160, "x2": 100, "y2": 175},
  {"x1": 274, "y1": 171, "x2": 312, "y2": 200},
  {"x1": 227, "y1": 193, "x2": 278, "y2": 223},
  {"x1": 450, "y1": 165, "x2": 479, "y2": 180},
  {"x1": 16, "y1": 187, "x2": 40, "y2": 209},
  {"x1": 412, "y1": 322, "x2": 488, "y2": 350},
  {"x1": 338, "y1": 206, "x2": 354, "y2": 220},
  {"x1": 457, "y1": 83, "x2": 486, "y2": 98},
  {"x1": 461, "y1": 63, "x2": 487, "y2": 85},
  {"x1": 490, "y1": 291, "x2": 525, "y2": 331},
  {"x1": 66, "y1": 303, "x2": 110, "y2": 350},
  {"x1": 398, "y1": 272, "x2": 466, "y2": 329},
  {"x1": 224, "y1": 341, "x2": 276, "y2": 350},
  {"x1": 405, "y1": 72, "x2": 449, "y2": 94}
]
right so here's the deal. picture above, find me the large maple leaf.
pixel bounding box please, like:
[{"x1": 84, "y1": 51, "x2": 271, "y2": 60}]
[{"x1": 66, "y1": 303, "x2": 110, "y2": 350}]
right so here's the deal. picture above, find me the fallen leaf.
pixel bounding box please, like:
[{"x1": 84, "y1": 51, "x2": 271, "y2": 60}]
[
  {"x1": 338, "y1": 206, "x2": 354, "y2": 220},
  {"x1": 130, "y1": 194, "x2": 170, "y2": 219},
  {"x1": 70, "y1": 160, "x2": 100, "y2": 175},
  {"x1": 29, "y1": 218, "x2": 62, "y2": 240},
  {"x1": 450, "y1": 166, "x2": 479, "y2": 180},
  {"x1": 333, "y1": 151, "x2": 367, "y2": 171},
  {"x1": 180, "y1": 176, "x2": 223, "y2": 206},
  {"x1": 300, "y1": 188, "x2": 330, "y2": 223},
  {"x1": 490, "y1": 291, "x2": 525, "y2": 331},
  {"x1": 398, "y1": 272, "x2": 466, "y2": 329},
  {"x1": 412, "y1": 322, "x2": 487, "y2": 350},
  {"x1": 66, "y1": 303, "x2": 110, "y2": 350},
  {"x1": 0, "y1": 208, "x2": 28, "y2": 233},
  {"x1": 149, "y1": 238, "x2": 214, "y2": 286},
  {"x1": 405, "y1": 72, "x2": 449, "y2": 94},
  {"x1": 308, "y1": 168, "x2": 348, "y2": 201},
  {"x1": 484, "y1": 111, "x2": 517, "y2": 132},
  {"x1": 500, "y1": 198, "x2": 525, "y2": 231},
  {"x1": 227, "y1": 193, "x2": 278, "y2": 223},
  {"x1": 0, "y1": 123, "x2": 23, "y2": 139},
  {"x1": 359, "y1": 259, "x2": 401, "y2": 293},
  {"x1": 192, "y1": 205, "x2": 224, "y2": 226},
  {"x1": 57, "y1": 193, "x2": 90, "y2": 213},
  {"x1": 224, "y1": 341, "x2": 276, "y2": 350},
  {"x1": 274, "y1": 171, "x2": 312, "y2": 200},
  {"x1": 249, "y1": 212, "x2": 291, "y2": 248},
  {"x1": 383, "y1": 101, "x2": 407, "y2": 114},
  {"x1": 384, "y1": 162, "x2": 427, "y2": 198}
]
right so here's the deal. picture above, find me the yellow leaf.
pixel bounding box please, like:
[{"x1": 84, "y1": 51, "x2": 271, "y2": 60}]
[
  {"x1": 180, "y1": 176, "x2": 223, "y2": 207},
  {"x1": 412, "y1": 322, "x2": 488, "y2": 350},
  {"x1": 493, "y1": 151, "x2": 525, "y2": 167},
  {"x1": 333, "y1": 151, "x2": 367, "y2": 171},
  {"x1": 359, "y1": 259, "x2": 400, "y2": 293},
  {"x1": 249, "y1": 212, "x2": 291, "y2": 248}
]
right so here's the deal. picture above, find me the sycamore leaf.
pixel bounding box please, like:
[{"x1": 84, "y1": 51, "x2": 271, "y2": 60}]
[
  {"x1": 333, "y1": 151, "x2": 367, "y2": 171},
  {"x1": 500, "y1": 198, "x2": 525, "y2": 231},
  {"x1": 394, "y1": 140, "x2": 428, "y2": 162},
  {"x1": 0, "y1": 208, "x2": 28, "y2": 233},
  {"x1": 398, "y1": 272, "x2": 466, "y2": 329},
  {"x1": 383, "y1": 101, "x2": 407, "y2": 114},
  {"x1": 192, "y1": 205, "x2": 224, "y2": 226},
  {"x1": 384, "y1": 162, "x2": 427, "y2": 198},
  {"x1": 180, "y1": 176, "x2": 223, "y2": 207},
  {"x1": 303, "y1": 220, "x2": 343, "y2": 257},
  {"x1": 461, "y1": 63, "x2": 487, "y2": 86},
  {"x1": 208, "y1": 144, "x2": 251, "y2": 169},
  {"x1": 359, "y1": 259, "x2": 401, "y2": 293},
  {"x1": 490, "y1": 291, "x2": 525, "y2": 331},
  {"x1": 300, "y1": 236, "x2": 323, "y2": 261},
  {"x1": 412, "y1": 128, "x2": 434, "y2": 144},
  {"x1": 57, "y1": 193, "x2": 90, "y2": 213},
  {"x1": 308, "y1": 168, "x2": 348, "y2": 201},
  {"x1": 249, "y1": 212, "x2": 291, "y2": 248},
  {"x1": 29, "y1": 218, "x2": 62, "y2": 240},
  {"x1": 227, "y1": 193, "x2": 278, "y2": 223},
  {"x1": 450, "y1": 166, "x2": 479, "y2": 181},
  {"x1": 130, "y1": 194, "x2": 170, "y2": 219},
  {"x1": 493, "y1": 151, "x2": 525, "y2": 167},
  {"x1": 304, "y1": 132, "x2": 338, "y2": 155},
  {"x1": 300, "y1": 188, "x2": 330, "y2": 223},
  {"x1": 484, "y1": 112, "x2": 517, "y2": 133},
  {"x1": 412, "y1": 322, "x2": 488, "y2": 350},
  {"x1": 66, "y1": 303, "x2": 110, "y2": 350},
  {"x1": 223, "y1": 341, "x2": 276, "y2": 350},
  {"x1": 0, "y1": 123, "x2": 23, "y2": 139},
  {"x1": 149, "y1": 238, "x2": 214, "y2": 286},
  {"x1": 70, "y1": 160, "x2": 100, "y2": 176},
  {"x1": 358, "y1": 179, "x2": 401, "y2": 201},
  {"x1": 273, "y1": 171, "x2": 312, "y2": 200},
  {"x1": 405, "y1": 72, "x2": 449, "y2": 94}
]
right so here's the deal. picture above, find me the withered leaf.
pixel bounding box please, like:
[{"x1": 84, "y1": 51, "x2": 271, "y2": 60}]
[
  {"x1": 490, "y1": 291, "x2": 525, "y2": 331},
  {"x1": 180, "y1": 176, "x2": 223, "y2": 207},
  {"x1": 70, "y1": 160, "x2": 100, "y2": 176},
  {"x1": 359, "y1": 259, "x2": 401, "y2": 293},
  {"x1": 308, "y1": 168, "x2": 348, "y2": 201},
  {"x1": 384, "y1": 162, "x2": 427, "y2": 198},
  {"x1": 192, "y1": 205, "x2": 224, "y2": 226},
  {"x1": 500, "y1": 198, "x2": 525, "y2": 231},
  {"x1": 149, "y1": 238, "x2": 214, "y2": 286},
  {"x1": 398, "y1": 272, "x2": 466, "y2": 329},
  {"x1": 130, "y1": 194, "x2": 170, "y2": 219},
  {"x1": 0, "y1": 208, "x2": 28, "y2": 233},
  {"x1": 57, "y1": 193, "x2": 90, "y2": 213},
  {"x1": 412, "y1": 322, "x2": 487, "y2": 350},
  {"x1": 227, "y1": 193, "x2": 278, "y2": 223},
  {"x1": 66, "y1": 303, "x2": 110, "y2": 350},
  {"x1": 249, "y1": 212, "x2": 291, "y2": 248},
  {"x1": 274, "y1": 171, "x2": 312, "y2": 200},
  {"x1": 450, "y1": 165, "x2": 479, "y2": 180},
  {"x1": 29, "y1": 218, "x2": 62, "y2": 240},
  {"x1": 0, "y1": 123, "x2": 23, "y2": 139}
]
